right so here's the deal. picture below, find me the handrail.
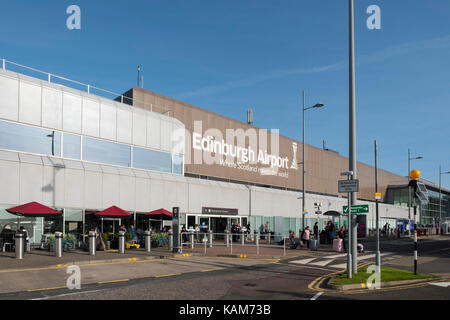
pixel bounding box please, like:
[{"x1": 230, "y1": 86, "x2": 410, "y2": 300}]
[{"x1": 1, "y1": 58, "x2": 171, "y2": 116}]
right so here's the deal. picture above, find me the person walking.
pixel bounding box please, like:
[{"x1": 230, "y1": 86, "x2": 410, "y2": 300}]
[
  {"x1": 302, "y1": 226, "x2": 311, "y2": 249},
  {"x1": 337, "y1": 226, "x2": 347, "y2": 253},
  {"x1": 313, "y1": 222, "x2": 319, "y2": 240}
]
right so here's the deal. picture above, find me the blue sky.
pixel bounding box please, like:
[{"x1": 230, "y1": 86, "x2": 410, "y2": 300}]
[{"x1": 1, "y1": 0, "x2": 449, "y2": 188}]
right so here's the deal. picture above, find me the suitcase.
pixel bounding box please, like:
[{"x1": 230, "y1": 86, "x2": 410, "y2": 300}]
[
  {"x1": 333, "y1": 238, "x2": 343, "y2": 252},
  {"x1": 310, "y1": 239, "x2": 318, "y2": 251}
]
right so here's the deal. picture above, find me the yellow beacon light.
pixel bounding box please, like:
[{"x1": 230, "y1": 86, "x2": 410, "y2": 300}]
[{"x1": 409, "y1": 169, "x2": 421, "y2": 181}]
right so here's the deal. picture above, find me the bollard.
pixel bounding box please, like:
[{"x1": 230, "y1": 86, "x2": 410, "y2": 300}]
[
  {"x1": 268, "y1": 232, "x2": 271, "y2": 245},
  {"x1": 241, "y1": 230, "x2": 245, "y2": 245},
  {"x1": 283, "y1": 237, "x2": 286, "y2": 257},
  {"x1": 255, "y1": 231, "x2": 260, "y2": 255},
  {"x1": 55, "y1": 232, "x2": 63, "y2": 258},
  {"x1": 145, "y1": 231, "x2": 151, "y2": 253},
  {"x1": 190, "y1": 232, "x2": 194, "y2": 249},
  {"x1": 225, "y1": 230, "x2": 230, "y2": 247},
  {"x1": 118, "y1": 231, "x2": 125, "y2": 254},
  {"x1": 89, "y1": 231, "x2": 96, "y2": 256},
  {"x1": 209, "y1": 230, "x2": 213, "y2": 248},
  {"x1": 15, "y1": 232, "x2": 24, "y2": 260},
  {"x1": 168, "y1": 230, "x2": 173, "y2": 251}
]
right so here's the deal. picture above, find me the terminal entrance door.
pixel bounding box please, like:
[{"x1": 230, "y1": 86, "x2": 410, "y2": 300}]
[{"x1": 210, "y1": 217, "x2": 229, "y2": 239}]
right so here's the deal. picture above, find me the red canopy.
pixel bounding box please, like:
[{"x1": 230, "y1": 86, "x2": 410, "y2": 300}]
[
  {"x1": 6, "y1": 202, "x2": 61, "y2": 217},
  {"x1": 94, "y1": 206, "x2": 132, "y2": 218},
  {"x1": 145, "y1": 208, "x2": 172, "y2": 220}
]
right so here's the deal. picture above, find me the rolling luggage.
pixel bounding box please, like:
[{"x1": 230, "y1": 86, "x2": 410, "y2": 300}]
[
  {"x1": 310, "y1": 239, "x2": 318, "y2": 251},
  {"x1": 333, "y1": 238, "x2": 343, "y2": 252}
]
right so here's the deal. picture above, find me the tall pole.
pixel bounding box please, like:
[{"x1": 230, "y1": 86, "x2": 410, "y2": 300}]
[
  {"x1": 413, "y1": 182, "x2": 418, "y2": 275},
  {"x1": 347, "y1": 173, "x2": 352, "y2": 278},
  {"x1": 137, "y1": 66, "x2": 141, "y2": 88},
  {"x1": 302, "y1": 90, "x2": 306, "y2": 231},
  {"x1": 349, "y1": 0, "x2": 358, "y2": 273},
  {"x1": 439, "y1": 166, "x2": 442, "y2": 232},
  {"x1": 408, "y1": 149, "x2": 411, "y2": 235},
  {"x1": 375, "y1": 141, "x2": 380, "y2": 271}
]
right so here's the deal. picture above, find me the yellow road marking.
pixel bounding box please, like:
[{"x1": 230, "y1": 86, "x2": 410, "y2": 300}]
[
  {"x1": 155, "y1": 273, "x2": 181, "y2": 278},
  {"x1": 98, "y1": 279, "x2": 129, "y2": 284},
  {"x1": 201, "y1": 268, "x2": 225, "y2": 272}
]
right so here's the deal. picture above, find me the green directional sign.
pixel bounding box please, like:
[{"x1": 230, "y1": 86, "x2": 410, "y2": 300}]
[{"x1": 343, "y1": 205, "x2": 369, "y2": 215}]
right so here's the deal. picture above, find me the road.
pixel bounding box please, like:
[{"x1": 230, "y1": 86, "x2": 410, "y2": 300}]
[{"x1": 0, "y1": 237, "x2": 448, "y2": 301}]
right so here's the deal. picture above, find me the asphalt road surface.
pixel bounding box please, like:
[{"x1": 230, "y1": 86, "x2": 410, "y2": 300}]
[{"x1": 0, "y1": 237, "x2": 448, "y2": 300}]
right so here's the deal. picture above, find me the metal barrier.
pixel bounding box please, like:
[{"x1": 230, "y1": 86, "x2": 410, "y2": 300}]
[
  {"x1": 89, "y1": 231, "x2": 96, "y2": 256},
  {"x1": 55, "y1": 232, "x2": 63, "y2": 258},
  {"x1": 144, "y1": 231, "x2": 151, "y2": 253},
  {"x1": 175, "y1": 231, "x2": 289, "y2": 257},
  {"x1": 118, "y1": 231, "x2": 125, "y2": 254},
  {"x1": 15, "y1": 233, "x2": 24, "y2": 259},
  {"x1": 0, "y1": 58, "x2": 171, "y2": 116}
]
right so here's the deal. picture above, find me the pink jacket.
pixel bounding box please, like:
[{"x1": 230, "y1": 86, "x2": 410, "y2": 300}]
[{"x1": 302, "y1": 229, "x2": 310, "y2": 240}]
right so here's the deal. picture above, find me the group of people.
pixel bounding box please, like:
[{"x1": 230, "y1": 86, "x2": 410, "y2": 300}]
[
  {"x1": 231, "y1": 221, "x2": 251, "y2": 242},
  {"x1": 0, "y1": 225, "x2": 29, "y2": 252},
  {"x1": 288, "y1": 222, "x2": 349, "y2": 252},
  {"x1": 91, "y1": 224, "x2": 139, "y2": 251}
]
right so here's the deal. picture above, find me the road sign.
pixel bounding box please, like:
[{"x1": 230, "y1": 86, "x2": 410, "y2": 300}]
[
  {"x1": 375, "y1": 192, "x2": 382, "y2": 200},
  {"x1": 343, "y1": 205, "x2": 369, "y2": 215},
  {"x1": 338, "y1": 179, "x2": 359, "y2": 193}
]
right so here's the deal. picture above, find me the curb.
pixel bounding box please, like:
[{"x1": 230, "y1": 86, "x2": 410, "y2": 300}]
[
  {"x1": 326, "y1": 277, "x2": 439, "y2": 291},
  {"x1": 56, "y1": 255, "x2": 164, "y2": 267}
]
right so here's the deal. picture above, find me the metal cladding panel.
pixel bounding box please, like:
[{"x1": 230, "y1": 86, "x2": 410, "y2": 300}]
[
  {"x1": 19, "y1": 163, "x2": 43, "y2": 204},
  {"x1": 0, "y1": 160, "x2": 20, "y2": 204},
  {"x1": 160, "y1": 120, "x2": 172, "y2": 152},
  {"x1": 62, "y1": 92, "x2": 82, "y2": 134},
  {"x1": 42, "y1": 165, "x2": 65, "y2": 208},
  {"x1": 19, "y1": 81, "x2": 42, "y2": 126},
  {"x1": 82, "y1": 98, "x2": 100, "y2": 137},
  {"x1": 149, "y1": 178, "x2": 165, "y2": 210},
  {"x1": 172, "y1": 123, "x2": 185, "y2": 155},
  {"x1": 119, "y1": 175, "x2": 135, "y2": 211},
  {"x1": 147, "y1": 116, "x2": 161, "y2": 150},
  {"x1": 41, "y1": 87, "x2": 63, "y2": 130},
  {"x1": 0, "y1": 74, "x2": 19, "y2": 121},
  {"x1": 84, "y1": 171, "x2": 102, "y2": 209},
  {"x1": 175, "y1": 181, "x2": 189, "y2": 210},
  {"x1": 164, "y1": 180, "x2": 177, "y2": 210},
  {"x1": 132, "y1": 108, "x2": 147, "y2": 147},
  {"x1": 0, "y1": 150, "x2": 19, "y2": 162},
  {"x1": 102, "y1": 173, "x2": 120, "y2": 208},
  {"x1": 64, "y1": 168, "x2": 84, "y2": 208},
  {"x1": 116, "y1": 105, "x2": 132, "y2": 144},
  {"x1": 100, "y1": 103, "x2": 117, "y2": 140},
  {"x1": 135, "y1": 177, "x2": 150, "y2": 212}
]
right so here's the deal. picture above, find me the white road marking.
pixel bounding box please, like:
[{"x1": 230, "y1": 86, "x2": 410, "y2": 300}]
[
  {"x1": 310, "y1": 259, "x2": 334, "y2": 267},
  {"x1": 322, "y1": 253, "x2": 347, "y2": 259},
  {"x1": 311, "y1": 292, "x2": 324, "y2": 300},
  {"x1": 429, "y1": 282, "x2": 450, "y2": 288},
  {"x1": 329, "y1": 263, "x2": 348, "y2": 269},
  {"x1": 289, "y1": 258, "x2": 316, "y2": 265}
]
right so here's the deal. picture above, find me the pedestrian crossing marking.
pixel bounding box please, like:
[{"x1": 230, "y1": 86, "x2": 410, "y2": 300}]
[
  {"x1": 289, "y1": 258, "x2": 316, "y2": 265},
  {"x1": 310, "y1": 259, "x2": 334, "y2": 267}
]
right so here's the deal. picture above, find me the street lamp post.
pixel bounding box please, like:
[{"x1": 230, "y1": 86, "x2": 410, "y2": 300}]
[
  {"x1": 439, "y1": 166, "x2": 450, "y2": 233},
  {"x1": 301, "y1": 90, "x2": 324, "y2": 231},
  {"x1": 408, "y1": 149, "x2": 423, "y2": 234},
  {"x1": 348, "y1": 0, "x2": 358, "y2": 273}
]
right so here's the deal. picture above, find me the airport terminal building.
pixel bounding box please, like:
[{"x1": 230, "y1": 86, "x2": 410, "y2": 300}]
[{"x1": 0, "y1": 63, "x2": 448, "y2": 244}]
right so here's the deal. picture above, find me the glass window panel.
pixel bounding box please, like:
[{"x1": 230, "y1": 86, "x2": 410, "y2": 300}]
[
  {"x1": 133, "y1": 147, "x2": 171, "y2": 173},
  {"x1": 63, "y1": 133, "x2": 81, "y2": 159},
  {"x1": 0, "y1": 120, "x2": 61, "y2": 156},
  {"x1": 82, "y1": 137, "x2": 130, "y2": 167},
  {"x1": 172, "y1": 154, "x2": 183, "y2": 175}
]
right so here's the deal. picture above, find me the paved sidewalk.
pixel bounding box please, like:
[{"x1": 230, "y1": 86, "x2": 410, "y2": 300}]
[{"x1": 0, "y1": 241, "x2": 333, "y2": 270}]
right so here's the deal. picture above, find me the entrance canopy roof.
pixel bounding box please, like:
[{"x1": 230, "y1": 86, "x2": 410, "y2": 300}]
[
  {"x1": 6, "y1": 201, "x2": 62, "y2": 217},
  {"x1": 323, "y1": 210, "x2": 342, "y2": 217},
  {"x1": 93, "y1": 206, "x2": 132, "y2": 218}
]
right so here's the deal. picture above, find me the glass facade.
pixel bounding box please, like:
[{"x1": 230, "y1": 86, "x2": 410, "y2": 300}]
[
  {"x1": 391, "y1": 186, "x2": 450, "y2": 225},
  {"x1": 63, "y1": 133, "x2": 81, "y2": 160},
  {"x1": 83, "y1": 137, "x2": 131, "y2": 167},
  {"x1": 0, "y1": 120, "x2": 61, "y2": 156},
  {"x1": 133, "y1": 147, "x2": 172, "y2": 173},
  {"x1": 0, "y1": 120, "x2": 183, "y2": 175}
]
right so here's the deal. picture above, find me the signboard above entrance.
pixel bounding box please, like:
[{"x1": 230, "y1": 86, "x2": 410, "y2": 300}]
[{"x1": 202, "y1": 207, "x2": 238, "y2": 215}]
